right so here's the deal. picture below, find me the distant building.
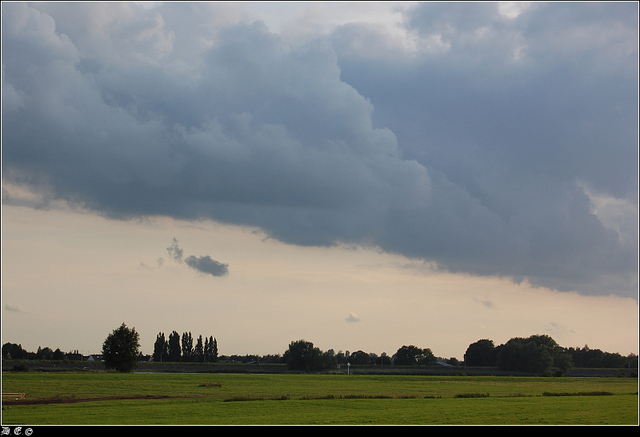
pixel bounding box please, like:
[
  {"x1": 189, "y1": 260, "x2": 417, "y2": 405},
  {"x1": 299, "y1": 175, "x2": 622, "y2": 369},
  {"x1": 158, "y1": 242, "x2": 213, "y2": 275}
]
[
  {"x1": 436, "y1": 358, "x2": 453, "y2": 367},
  {"x1": 65, "y1": 351, "x2": 84, "y2": 361},
  {"x1": 138, "y1": 354, "x2": 152, "y2": 362}
]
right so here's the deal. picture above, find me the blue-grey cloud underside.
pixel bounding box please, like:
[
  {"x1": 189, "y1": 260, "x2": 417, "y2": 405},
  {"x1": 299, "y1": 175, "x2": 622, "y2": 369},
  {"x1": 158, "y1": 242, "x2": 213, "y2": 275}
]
[{"x1": 2, "y1": 2, "x2": 637, "y2": 298}]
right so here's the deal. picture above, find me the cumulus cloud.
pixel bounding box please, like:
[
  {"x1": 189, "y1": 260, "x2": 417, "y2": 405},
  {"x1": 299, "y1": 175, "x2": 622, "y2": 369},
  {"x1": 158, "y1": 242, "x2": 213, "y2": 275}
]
[
  {"x1": 185, "y1": 255, "x2": 229, "y2": 277},
  {"x1": 1, "y1": 2, "x2": 637, "y2": 299},
  {"x1": 345, "y1": 312, "x2": 361, "y2": 322}
]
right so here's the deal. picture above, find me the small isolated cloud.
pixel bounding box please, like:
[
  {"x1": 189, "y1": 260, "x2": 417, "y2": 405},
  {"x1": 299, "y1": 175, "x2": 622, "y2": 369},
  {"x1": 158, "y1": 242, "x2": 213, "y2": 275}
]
[
  {"x1": 185, "y1": 255, "x2": 229, "y2": 277},
  {"x1": 166, "y1": 238, "x2": 184, "y2": 263},
  {"x1": 544, "y1": 322, "x2": 575, "y2": 337},
  {"x1": 140, "y1": 258, "x2": 165, "y2": 270},
  {"x1": 164, "y1": 238, "x2": 229, "y2": 277},
  {"x1": 474, "y1": 298, "x2": 495, "y2": 309},
  {"x1": 345, "y1": 312, "x2": 361, "y2": 322},
  {"x1": 5, "y1": 304, "x2": 25, "y2": 313}
]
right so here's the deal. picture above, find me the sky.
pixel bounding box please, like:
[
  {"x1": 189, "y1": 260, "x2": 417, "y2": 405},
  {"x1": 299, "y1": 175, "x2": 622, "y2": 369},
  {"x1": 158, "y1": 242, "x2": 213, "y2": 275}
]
[{"x1": 2, "y1": 2, "x2": 638, "y2": 360}]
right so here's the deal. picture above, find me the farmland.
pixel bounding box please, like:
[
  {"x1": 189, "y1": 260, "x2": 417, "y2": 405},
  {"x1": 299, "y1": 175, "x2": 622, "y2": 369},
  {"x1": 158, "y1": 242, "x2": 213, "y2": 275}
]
[{"x1": 2, "y1": 371, "x2": 637, "y2": 425}]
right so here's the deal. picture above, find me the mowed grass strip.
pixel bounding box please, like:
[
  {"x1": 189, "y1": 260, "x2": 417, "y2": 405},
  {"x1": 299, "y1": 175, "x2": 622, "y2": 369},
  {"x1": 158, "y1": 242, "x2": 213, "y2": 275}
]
[
  {"x1": 3, "y1": 393, "x2": 637, "y2": 425},
  {"x1": 2, "y1": 373, "x2": 637, "y2": 425}
]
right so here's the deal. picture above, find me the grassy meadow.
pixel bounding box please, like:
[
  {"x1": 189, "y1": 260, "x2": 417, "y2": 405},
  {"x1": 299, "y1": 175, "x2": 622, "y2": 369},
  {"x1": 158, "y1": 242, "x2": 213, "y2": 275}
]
[{"x1": 1, "y1": 372, "x2": 638, "y2": 425}]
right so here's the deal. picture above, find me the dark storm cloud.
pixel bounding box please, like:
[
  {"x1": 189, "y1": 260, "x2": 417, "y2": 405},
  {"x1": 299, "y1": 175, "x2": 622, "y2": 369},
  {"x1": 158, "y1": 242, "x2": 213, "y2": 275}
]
[
  {"x1": 1, "y1": 3, "x2": 637, "y2": 298},
  {"x1": 1, "y1": 2, "x2": 429, "y2": 243},
  {"x1": 333, "y1": 2, "x2": 638, "y2": 297}
]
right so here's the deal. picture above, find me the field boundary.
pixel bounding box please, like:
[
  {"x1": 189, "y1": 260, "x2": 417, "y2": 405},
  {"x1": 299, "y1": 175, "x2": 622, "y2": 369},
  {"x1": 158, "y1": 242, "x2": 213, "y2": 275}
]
[
  {"x1": 3, "y1": 359, "x2": 636, "y2": 377},
  {"x1": 2, "y1": 393, "x2": 26, "y2": 400},
  {"x1": 4, "y1": 390, "x2": 631, "y2": 407}
]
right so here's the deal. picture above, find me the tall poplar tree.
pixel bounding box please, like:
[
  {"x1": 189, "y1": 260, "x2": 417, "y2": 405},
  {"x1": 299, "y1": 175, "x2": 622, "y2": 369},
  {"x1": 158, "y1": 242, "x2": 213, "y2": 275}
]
[
  {"x1": 153, "y1": 332, "x2": 169, "y2": 362},
  {"x1": 206, "y1": 336, "x2": 218, "y2": 362},
  {"x1": 168, "y1": 331, "x2": 181, "y2": 362},
  {"x1": 195, "y1": 335, "x2": 204, "y2": 362},
  {"x1": 182, "y1": 332, "x2": 194, "y2": 362}
]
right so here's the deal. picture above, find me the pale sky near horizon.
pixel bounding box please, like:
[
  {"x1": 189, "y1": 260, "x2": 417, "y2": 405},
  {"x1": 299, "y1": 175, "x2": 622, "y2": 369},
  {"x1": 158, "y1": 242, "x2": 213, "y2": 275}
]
[{"x1": 2, "y1": 2, "x2": 638, "y2": 359}]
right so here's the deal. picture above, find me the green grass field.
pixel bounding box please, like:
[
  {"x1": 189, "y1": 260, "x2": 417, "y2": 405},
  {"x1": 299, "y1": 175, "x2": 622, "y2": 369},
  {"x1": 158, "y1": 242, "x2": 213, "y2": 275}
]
[{"x1": 2, "y1": 372, "x2": 638, "y2": 425}]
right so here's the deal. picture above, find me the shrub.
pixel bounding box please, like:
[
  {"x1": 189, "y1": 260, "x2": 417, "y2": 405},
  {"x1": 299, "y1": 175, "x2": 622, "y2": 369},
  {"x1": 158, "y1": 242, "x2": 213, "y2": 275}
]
[{"x1": 11, "y1": 364, "x2": 29, "y2": 372}]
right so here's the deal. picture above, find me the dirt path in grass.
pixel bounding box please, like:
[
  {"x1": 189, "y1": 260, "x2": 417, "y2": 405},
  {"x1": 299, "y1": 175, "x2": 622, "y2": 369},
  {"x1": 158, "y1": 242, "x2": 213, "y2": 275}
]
[{"x1": 2, "y1": 394, "x2": 218, "y2": 405}]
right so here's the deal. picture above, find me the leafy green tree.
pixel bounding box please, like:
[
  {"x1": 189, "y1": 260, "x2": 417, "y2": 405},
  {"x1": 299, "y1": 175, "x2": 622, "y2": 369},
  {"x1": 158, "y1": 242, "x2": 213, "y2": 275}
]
[
  {"x1": 580, "y1": 346, "x2": 603, "y2": 367},
  {"x1": 564, "y1": 346, "x2": 637, "y2": 369},
  {"x1": 496, "y1": 336, "x2": 554, "y2": 374},
  {"x1": 555, "y1": 352, "x2": 574, "y2": 375},
  {"x1": 520, "y1": 341, "x2": 553, "y2": 373},
  {"x1": 464, "y1": 339, "x2": 497, "y2": 366},
  {"x1": 528, "y1": 334, "x2": 561, "y2": 362},
  {"x1": 601, "y1": 352, "x2": 625, "y2": 368},
  {"x1": 168, "y1": 331, "x2": 181, "y2": 362},
  {"x1": 626, "y1": 353, "x2": 638, "y2": 371},
  {"x1": 2, "y1": 342, "x2": 27, "y2": 359},
  {"x1": 348, "y1": 350, "x2": 370, "y2": 365},
  {"x1": 321, "y1": 350, "x2": 338, "y2": 370},
  {"x1": 102, "y1": 323, "x2": 141, "y2": 373},
  {"x1": 36, "y1": 346, "x2": 54, "y2": 360},
  {"x1": 394, "y1": 345, "x2": 436, "y2": 366},
  {"x1": 376, "y1": 353, "x2": 392, "y2": 365},
  {"x1": 284, "y1": 339, "x2": 332, "y2": 372},
  {"x1": 335, "y1": 351, "x2": 348, "y2": 364}
]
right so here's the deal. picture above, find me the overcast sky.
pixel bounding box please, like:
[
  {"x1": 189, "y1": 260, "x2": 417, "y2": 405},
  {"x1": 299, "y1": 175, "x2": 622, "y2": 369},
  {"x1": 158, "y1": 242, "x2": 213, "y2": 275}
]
[{"x1": 2, "y1": 2, "x2": 638, "y2": 359}]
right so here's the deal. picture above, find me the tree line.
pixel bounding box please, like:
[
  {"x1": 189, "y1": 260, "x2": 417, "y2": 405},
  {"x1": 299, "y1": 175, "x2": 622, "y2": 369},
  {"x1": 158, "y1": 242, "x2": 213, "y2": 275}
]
[
  {"x1": 282, "y1": 340, "x2": 438, "y2": 372},
  {"x1": 152, "y1": 331, "x2": 218, "y2": 363},
  {"x1": 3, "y1": 326, "x2": 638, "y2": 376},
  {"x1": 283, "y1": 335, "x2": 638, "y2": 375},
  {"x1": 1, "y1": 343, "x2": 67, "y2": 361},
  {"x1": 463, "y1": 335, "x2": 639, "y2": 376},
  {"x1": 103, "y1": 325, "x2": 220, "y2": 372}
]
